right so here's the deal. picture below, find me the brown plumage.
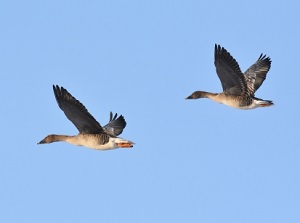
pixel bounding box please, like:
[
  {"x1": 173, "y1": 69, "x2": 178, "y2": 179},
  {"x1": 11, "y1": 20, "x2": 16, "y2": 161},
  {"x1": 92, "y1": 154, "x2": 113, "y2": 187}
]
[
  {"x1": 186, "y1": 44, "x2": 273, "y2": 109},
  {"x1": 38, "y1": 85, "x2": 134, "y2": 150}
]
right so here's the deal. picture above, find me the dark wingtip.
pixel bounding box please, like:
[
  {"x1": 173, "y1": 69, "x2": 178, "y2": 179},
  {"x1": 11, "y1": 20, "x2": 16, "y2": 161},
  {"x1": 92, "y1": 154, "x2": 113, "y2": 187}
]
[
  {"x1": 109, "y1": 111, "x2": 120, "y2": 121},
  {"x1": 214, "y1": 44, "x2": 225, "y2": 59},
  {"x1": 52, "y1": 84, "x2": 60, "y2": 93},
  {"x1": 214, "y1": 44, "x2": 218, "y2": 55}
]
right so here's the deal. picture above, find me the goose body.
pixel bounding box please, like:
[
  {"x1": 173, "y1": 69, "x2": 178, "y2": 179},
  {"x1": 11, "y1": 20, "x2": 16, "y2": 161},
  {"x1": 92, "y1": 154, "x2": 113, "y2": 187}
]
[
  {"x1": 38, "y1": 85, "x2": 134, "y2": 150},
  {"x1": 186, "y1": 44, "x2": 273, "y2": 109}
]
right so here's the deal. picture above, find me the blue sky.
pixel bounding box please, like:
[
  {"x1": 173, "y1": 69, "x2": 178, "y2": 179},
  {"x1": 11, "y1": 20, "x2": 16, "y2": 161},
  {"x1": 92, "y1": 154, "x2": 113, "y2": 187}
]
[{"x1": 1, "y1": 0, "x2": 300, "y2": 222}]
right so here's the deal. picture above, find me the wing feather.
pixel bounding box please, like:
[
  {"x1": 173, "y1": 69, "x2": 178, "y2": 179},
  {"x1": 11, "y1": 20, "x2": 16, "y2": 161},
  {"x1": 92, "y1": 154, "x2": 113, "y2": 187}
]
[
  {"x1": 214, "y1": 44, "x2": 248, "y2": 95},
  {"x1": 103, "y1": 112, "x2": 127, "y2": 136},
  {"x1": 244, "y1": 54, "x2": 271, "y2": 95},
  {"x1": 53, "y1": 85, "x2": 104, "y2": 134}
]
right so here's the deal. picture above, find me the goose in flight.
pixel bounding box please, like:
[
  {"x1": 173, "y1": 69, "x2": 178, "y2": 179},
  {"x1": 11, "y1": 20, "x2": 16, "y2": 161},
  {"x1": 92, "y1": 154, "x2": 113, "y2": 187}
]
[
  {"x1": 38, "y1": 85, "x2": 134, "y2": 150},
  {"x1": 186, "y1": 44, "x2": 273, "y2": 109}
]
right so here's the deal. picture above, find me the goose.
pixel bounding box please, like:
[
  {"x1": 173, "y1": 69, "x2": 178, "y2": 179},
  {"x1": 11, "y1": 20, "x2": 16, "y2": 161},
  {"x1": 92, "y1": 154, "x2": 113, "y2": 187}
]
[
  {"x1": 38, "y1": 85, "x2": 134, "y2": 150},
  {"x1": 186, "y1": 44, "x2": 273, "y2": 109}
]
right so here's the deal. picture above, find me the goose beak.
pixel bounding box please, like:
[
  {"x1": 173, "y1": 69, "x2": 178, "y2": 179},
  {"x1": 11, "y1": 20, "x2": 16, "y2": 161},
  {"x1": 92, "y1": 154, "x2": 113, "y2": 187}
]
[{"x1": 37, "y1": 139, "x2": 46, "y2": 144}]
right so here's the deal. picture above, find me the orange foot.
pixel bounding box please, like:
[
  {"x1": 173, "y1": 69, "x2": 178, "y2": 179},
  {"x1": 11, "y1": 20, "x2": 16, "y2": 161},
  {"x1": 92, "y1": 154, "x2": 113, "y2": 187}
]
[
  {"x1": 117, "y1": 143, "x2": 133, "y2": 148},
  {"x1": 260, "y1": 103, "x2": 272, "y2": 107}
]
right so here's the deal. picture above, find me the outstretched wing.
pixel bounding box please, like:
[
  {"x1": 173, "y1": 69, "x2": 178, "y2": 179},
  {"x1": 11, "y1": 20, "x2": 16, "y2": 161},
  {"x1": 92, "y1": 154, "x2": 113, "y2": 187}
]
[
  {"x1": 214, "y1": 44, "x2": 248, "y2": 95},
  {"x1": 244, "y1": 54, "x2": 271, "y2": 95},
  {"x1": 103, "y1": 112, "x2": 127, "y2": 137},
  {"x1": 53, "y1": 85, "x2": 104, "y2": 134}
]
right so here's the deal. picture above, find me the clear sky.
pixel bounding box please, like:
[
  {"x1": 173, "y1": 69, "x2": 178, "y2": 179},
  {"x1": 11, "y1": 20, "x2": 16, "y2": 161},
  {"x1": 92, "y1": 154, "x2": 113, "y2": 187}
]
[{"x1": 1, "y1": 0, "x2": 299, "y2": 222}]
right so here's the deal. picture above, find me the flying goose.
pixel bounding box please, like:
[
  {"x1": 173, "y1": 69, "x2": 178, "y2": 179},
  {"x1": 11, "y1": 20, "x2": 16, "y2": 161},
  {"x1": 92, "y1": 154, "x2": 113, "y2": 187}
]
[
  {"x1": 186, "y1": 44, "x2": 273, "y2": 109},
  {"x1": 38, "y1": 85, "x2": 134, "y2": 150}
]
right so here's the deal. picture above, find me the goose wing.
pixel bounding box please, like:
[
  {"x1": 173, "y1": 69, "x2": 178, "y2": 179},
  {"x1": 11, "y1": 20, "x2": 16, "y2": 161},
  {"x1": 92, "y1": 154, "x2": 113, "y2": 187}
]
[
  {"x1": 214, "y1": 44, "x2": 248, "y2": 95},
  {"x1": 53, "y1": 85, "x2": 104, "y2": 134},
  {"x1": 244, "y1": 54, "x2": 271, "y2": 95},
  {"x1": 103, "y1": 112, "x2": 127, "y2": 137}
]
